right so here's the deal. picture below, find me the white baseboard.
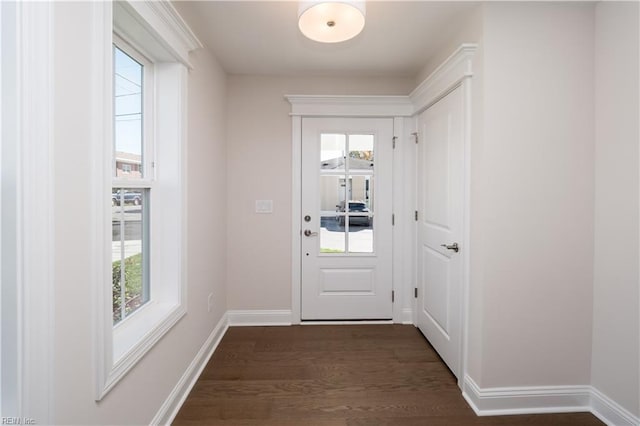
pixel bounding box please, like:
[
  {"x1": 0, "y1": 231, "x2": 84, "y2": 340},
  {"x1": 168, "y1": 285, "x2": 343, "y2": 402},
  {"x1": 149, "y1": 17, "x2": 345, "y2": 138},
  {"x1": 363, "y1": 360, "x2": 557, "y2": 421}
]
[
  {"x1": 591, "y1": 387, "x2": 640, "y2": 426},
  {"x1": 150, "y1": 313, "x2": 229, "y2": 425},
  {"x1": 462, "y1": 375, "x2": 591, "y2": 416},
  {"x1": 401, "y1": 308, "x2": 413, "y2": 324},
  {"x1": 462, "y1": 375, "x2": 640, "y2": 425},
  {"x1": 227, "y1": 309, "x2": 292, "y2": 326}
]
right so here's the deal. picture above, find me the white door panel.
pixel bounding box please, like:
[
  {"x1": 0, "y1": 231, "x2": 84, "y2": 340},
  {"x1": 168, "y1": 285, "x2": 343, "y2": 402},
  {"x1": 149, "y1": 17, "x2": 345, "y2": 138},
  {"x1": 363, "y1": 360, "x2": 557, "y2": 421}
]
[
  {"x1": 417, "y1": 86, "x2": 464, "y2": 378},
  {"x1": 319, "y1": 268, "x2": 375, "y2": 293},
  {"x1": 301, "y1": 117, "x2": 393, "y2": 320},
  {"x1": 422, "y1": 246, "x2": 450, "y2": 335}
]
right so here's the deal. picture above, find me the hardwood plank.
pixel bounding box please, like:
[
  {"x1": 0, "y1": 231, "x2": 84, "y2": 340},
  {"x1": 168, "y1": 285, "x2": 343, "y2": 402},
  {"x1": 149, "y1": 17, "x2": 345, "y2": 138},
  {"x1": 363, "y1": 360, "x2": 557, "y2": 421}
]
[
  {"x1": 199, "y1": 364, "x2": 314, "y2": 381},
  {"x1": 174, "y1": 419, "x2": 348, "y2": 426},
  {"x1": 345, "y1": 413, "x2": 604, "y2": 426},
  {"x1": 173, "y1": 325, "x2": 604, "y2": 426},
  {"x1": 269, "y1": 394, "x2": 475, "y2": 419}
]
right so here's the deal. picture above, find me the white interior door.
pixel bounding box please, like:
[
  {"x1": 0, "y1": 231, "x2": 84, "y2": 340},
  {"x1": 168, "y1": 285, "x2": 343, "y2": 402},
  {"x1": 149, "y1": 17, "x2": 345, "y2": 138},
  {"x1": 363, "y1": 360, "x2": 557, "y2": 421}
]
[
  {"x1": 416, "y1": 86, "x2": 464, "y2": 377},
  {"x1": 301, "y1": 117, "x2": 393, "y2": 320}
]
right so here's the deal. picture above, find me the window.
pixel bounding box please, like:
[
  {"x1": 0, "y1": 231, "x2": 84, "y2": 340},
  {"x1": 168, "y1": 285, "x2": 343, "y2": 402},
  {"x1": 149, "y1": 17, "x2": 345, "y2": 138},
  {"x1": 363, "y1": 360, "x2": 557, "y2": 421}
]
[
  {"x1": 94, "y1": 0, "x2": 199, "y2": 400},
  {"x1": 111, "y1": 40, "x2": 152, "y2": 325},
  {"x1": 320, "y1": 133, "x2": 375, "y2": 254}
]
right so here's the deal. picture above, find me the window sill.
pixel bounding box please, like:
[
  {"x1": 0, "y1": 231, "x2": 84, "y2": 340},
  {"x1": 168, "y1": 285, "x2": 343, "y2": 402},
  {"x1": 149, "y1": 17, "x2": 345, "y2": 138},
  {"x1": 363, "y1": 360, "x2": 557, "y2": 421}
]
[{"x1": 99, "y1": 301, "x2": 186, "y2": 399}]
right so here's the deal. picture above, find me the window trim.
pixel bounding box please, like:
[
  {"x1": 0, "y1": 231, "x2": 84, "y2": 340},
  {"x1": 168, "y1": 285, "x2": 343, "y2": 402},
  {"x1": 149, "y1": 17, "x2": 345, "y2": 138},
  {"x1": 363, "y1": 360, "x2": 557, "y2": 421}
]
[
  {"x1": 91, "y1": 0, "x2": 201, "y2": 400},
  {"x1": 3, "y1": 1, "x2": 55, "y2": 421}
]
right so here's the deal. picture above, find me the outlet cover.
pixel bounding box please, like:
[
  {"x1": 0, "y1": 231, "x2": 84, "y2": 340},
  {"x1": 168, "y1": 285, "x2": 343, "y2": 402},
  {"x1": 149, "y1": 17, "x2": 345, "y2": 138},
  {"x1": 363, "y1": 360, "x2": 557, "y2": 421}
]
[
  {"x1": 255, "y1": 200, "x2": 273, "y2": 214},
  {"x1": 207, "y1": 293, "x2": 214, "y2": 312}
]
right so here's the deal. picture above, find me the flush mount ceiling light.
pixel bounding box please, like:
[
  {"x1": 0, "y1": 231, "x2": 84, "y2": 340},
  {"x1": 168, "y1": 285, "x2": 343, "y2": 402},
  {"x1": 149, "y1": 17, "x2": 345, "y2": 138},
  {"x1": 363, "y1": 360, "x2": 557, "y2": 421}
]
[{"x1": 298, "y1": 1, "x2": 366, "y2": 43}]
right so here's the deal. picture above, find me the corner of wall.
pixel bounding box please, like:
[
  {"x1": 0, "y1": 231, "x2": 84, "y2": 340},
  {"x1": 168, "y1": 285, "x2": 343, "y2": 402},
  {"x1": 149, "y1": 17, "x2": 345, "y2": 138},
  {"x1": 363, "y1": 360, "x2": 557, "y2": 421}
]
[{"x1": 591, "y1": 1, "x2": 640, "y2": 421}]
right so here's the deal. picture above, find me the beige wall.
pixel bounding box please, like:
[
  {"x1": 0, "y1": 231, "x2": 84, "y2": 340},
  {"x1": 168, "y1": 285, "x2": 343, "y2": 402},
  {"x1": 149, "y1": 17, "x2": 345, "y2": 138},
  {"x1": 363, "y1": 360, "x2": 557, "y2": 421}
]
[
  {"x1": 415, "y1": 4, "x2": 484, "y2": 85},
  {"x1": 226, "y1": 75, "x2": 414, "y2": 310},
  {"x1": 592, "y1": 1, "x2": 640, "y2": 417},
  {"x1": 52, "y1": 3, "x2": 228, "y2": 423},
  {"x1": 469, "y1": 2, "x2": 595, "y2": 387}
]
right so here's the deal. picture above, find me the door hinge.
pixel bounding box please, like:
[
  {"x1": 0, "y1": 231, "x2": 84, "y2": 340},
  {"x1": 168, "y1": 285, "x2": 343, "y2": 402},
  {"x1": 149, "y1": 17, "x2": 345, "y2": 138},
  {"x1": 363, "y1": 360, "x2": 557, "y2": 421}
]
[
  {"x1": 414, "y1": 210, "x2": 418, "y2": 221},
  {"x1": 414, "y1": 287, "x2": 418, "y2": 298},
  {"x1": 392, "y1": 290, "x2": 395, "y2": 303},
  {"x1": 411, "y1": 132, "x2": 419, "y2": 144},
  {"x1": 392, "y1": 213, "x2": 395, "y2": 226},
  {"x1": 392, "y1": 136, "x2": 397, "y2": 149}
]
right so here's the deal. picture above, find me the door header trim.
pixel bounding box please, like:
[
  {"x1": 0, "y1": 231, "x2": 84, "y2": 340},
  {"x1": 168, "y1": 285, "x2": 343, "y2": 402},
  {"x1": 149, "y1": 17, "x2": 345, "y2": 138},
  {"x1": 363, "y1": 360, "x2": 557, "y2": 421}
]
[{"x1": 285, "y1": 95, "x2": 413, "y2": 117}]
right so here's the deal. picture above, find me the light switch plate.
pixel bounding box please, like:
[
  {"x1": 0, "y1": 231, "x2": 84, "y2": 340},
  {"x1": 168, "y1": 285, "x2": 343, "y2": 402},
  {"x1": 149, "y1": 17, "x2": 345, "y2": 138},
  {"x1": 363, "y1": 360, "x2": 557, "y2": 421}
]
[{"x1": 255, "y1": 200, "x2": 273, "y2": 214}]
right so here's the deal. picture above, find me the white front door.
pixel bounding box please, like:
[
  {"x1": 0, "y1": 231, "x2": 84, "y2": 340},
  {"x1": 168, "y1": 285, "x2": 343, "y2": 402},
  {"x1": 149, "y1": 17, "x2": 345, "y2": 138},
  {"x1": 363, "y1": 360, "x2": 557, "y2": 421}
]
[
  {"x1": 301, "y1": 117, "x2": 394, "y2": 320},
  {"x1": 416, "y1": 86, "x2": 464, "y2": 378}
]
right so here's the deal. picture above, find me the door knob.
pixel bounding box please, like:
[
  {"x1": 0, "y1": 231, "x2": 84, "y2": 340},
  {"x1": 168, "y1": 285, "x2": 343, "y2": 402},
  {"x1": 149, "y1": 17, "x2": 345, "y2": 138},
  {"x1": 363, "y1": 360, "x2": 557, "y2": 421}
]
[
  {"x1": 440, "y1": 242, "x2": 459, "y2": 252},
  {"x1": 304, "y1": 229, "x2": 318, "y2": 237}
]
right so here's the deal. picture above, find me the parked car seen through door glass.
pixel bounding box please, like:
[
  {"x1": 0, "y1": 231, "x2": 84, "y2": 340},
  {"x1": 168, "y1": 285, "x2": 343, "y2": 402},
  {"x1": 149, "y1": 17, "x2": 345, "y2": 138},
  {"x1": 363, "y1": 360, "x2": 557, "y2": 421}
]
[{"x1": 336, "y1": 201, "x2": 371, "y2": 226}]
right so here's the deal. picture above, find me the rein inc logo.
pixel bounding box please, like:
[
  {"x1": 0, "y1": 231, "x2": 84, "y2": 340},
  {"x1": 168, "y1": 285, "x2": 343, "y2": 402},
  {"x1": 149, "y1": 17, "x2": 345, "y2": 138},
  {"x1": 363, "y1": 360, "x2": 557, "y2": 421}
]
[{"x1": 1, "y1": 419, "x2": 35, "y2": 425}]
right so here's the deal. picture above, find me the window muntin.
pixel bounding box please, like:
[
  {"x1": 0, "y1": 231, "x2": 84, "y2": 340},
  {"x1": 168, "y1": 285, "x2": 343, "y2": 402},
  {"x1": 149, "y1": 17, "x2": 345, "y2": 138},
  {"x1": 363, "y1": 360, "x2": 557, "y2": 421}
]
[{"x1": 112, "y1": 42, "x2": 152, "y2": 325}]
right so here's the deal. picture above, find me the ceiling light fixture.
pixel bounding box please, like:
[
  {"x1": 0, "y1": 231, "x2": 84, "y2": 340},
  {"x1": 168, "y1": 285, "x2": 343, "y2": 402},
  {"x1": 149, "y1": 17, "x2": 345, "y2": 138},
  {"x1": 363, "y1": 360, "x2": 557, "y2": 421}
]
[{"x1": 298, "y1": 1, "x2": 366, "y2": 43}]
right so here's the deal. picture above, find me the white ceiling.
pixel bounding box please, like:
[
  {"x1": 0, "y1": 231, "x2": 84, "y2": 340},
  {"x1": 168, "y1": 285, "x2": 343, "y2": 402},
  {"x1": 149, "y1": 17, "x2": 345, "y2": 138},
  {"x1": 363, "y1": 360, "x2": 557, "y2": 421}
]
[{"x1": 173, "y1": 1, "x2": 478, "y2": 78}]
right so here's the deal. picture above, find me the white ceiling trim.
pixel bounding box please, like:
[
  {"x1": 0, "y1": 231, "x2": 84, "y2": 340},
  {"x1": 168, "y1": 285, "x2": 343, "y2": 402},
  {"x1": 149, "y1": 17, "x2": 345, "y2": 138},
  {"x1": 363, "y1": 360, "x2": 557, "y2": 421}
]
[{"x1": 410, "y1": 43, "x2": 478, "y2": 114}]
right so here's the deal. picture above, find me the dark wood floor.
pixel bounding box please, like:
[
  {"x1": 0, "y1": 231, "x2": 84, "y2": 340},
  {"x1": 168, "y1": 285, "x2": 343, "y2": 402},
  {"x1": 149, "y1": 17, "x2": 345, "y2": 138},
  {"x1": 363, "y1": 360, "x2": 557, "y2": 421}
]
[{"x1": 174, "y1": 325, "x2": 603, "y2": 426}]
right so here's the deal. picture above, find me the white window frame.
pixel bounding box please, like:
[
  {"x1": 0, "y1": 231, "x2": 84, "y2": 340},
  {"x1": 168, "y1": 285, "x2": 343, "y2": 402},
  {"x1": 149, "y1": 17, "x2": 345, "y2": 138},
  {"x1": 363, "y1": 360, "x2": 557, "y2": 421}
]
[{"x1": 91, "y1": 0, "x2": 201, "y2": 400}]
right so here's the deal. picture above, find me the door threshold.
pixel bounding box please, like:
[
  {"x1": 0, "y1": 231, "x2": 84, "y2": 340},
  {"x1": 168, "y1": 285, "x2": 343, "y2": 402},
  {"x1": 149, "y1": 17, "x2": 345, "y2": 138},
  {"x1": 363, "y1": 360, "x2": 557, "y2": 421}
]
[{"x1": 301, "y1": 319, "x2": 393, "y2": 325}]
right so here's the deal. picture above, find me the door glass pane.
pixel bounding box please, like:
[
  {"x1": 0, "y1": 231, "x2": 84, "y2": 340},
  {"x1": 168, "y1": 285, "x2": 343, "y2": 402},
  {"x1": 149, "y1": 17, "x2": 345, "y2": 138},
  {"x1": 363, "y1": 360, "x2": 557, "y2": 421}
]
[
  {"x1": 114, "y1": 46, "x2": 144, "y2": 179},
  {"x1": 321, "y1": 134, "x2": 346, "y2": 171},
  {"x1": 348, "y1": 134, "x2": 374, "y2": 170},
  {"x1": 112, "y1": 188, "x2": 149, "y2": 324},
  {"x1": 320, "y1": 214, "x2": 346, "y2": 253},
  {"x1": 320, "y1": 175, "x2": 345, "y2": 253},
  {"x1": 348, "y1": 219, "x2": 373, "y2": 253},
  {"x1": 347, "y1": 176, "x2": 373, "y2": 212},
  {"x1": 320, "y1": 175, "x2": 344, "y2": 215}
]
